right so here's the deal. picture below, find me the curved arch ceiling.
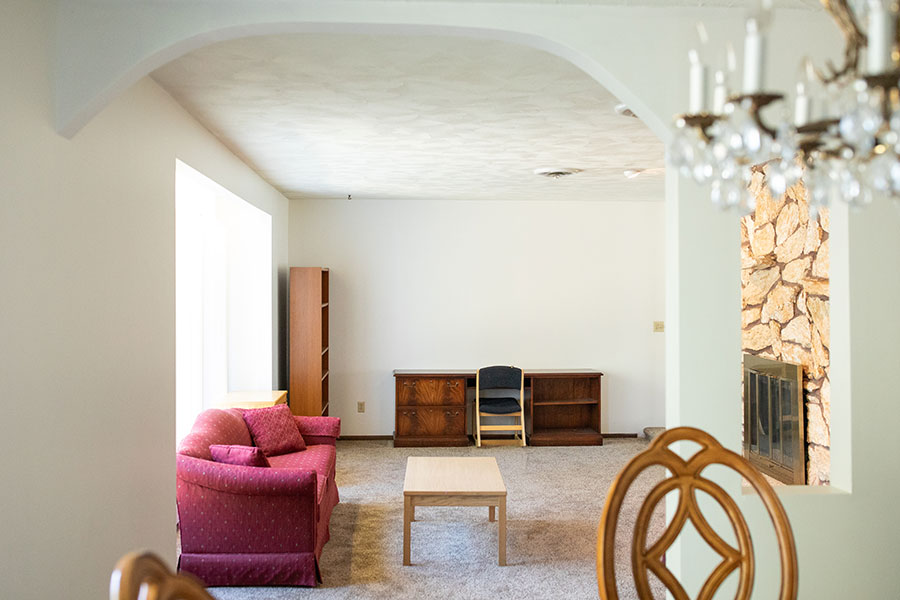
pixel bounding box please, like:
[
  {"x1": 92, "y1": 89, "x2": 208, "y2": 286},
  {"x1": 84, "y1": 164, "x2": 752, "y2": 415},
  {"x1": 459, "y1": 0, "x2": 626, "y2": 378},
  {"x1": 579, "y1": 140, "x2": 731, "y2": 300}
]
[{"x1": 153, "y1": 33, "x2": 666, "y2": 201}]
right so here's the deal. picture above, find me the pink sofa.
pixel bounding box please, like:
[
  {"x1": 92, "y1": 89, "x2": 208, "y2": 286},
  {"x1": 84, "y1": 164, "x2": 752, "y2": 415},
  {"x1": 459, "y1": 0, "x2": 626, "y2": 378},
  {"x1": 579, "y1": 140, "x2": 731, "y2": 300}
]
[{"x1": 176, "y1": 408, "x2": 340, "y2": 586}]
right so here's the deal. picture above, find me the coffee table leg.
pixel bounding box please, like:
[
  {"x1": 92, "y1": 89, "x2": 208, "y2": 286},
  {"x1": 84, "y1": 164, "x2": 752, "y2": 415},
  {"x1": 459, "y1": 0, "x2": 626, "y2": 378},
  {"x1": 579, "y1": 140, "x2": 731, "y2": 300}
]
[
  {"x1": 403, "y1": 495, "x2": 412, "y2": 566},
  {"x1": 498, "y1": 496, "x2": 506, "y2": 566},
  {"x1": 489, "y1": 506, "x2": 495, "y2": 522}
]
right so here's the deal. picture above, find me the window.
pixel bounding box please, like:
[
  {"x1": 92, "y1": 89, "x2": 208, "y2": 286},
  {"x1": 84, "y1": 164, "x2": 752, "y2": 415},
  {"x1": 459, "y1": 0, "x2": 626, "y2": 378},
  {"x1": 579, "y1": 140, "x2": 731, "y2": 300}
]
[{"x1": 175, "y1": 160, "x2": 272, "y2": 443}]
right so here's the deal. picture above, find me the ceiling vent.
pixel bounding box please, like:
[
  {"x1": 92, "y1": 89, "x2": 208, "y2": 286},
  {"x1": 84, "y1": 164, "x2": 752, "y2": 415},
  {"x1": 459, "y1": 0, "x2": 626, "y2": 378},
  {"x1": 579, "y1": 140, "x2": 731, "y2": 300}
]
[{"x1": 534, "y1": 167, "x2": 582, "y2": 179}]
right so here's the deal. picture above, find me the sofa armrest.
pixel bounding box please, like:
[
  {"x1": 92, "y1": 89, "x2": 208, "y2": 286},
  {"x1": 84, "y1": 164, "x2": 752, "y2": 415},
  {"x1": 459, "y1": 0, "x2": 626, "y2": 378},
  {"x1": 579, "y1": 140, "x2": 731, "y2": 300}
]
[
  {"x1": 176, "y1": 454, "x2": 317, "y2": 497},
  {"x1": 294, "y1": 416, "x2": 341, "y2": 446},
  {"x1": 176, "y1": 455, "x2": 319, "y2": 554}
]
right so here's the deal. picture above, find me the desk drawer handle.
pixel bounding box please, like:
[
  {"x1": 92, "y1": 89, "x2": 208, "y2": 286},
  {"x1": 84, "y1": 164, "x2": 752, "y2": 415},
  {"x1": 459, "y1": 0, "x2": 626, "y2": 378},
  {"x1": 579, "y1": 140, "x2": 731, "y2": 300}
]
[
  {"x1": 444, "y1": 410, "x2": 460, "y2": 417},
  {"x1": 401, "y1": 411, "x2": 417, "y2": 417},
  {"x1": 403, "y1": 381, "x2": 417, "y2": 387},
  {"x1": 446, "y1": 381, "x2": 460, "y2": 388}
]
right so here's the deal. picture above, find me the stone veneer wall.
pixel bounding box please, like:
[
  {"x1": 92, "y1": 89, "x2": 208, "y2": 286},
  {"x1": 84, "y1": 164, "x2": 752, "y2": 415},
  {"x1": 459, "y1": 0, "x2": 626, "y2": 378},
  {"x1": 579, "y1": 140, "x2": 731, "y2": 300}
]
[{"x1": 740, "y1": 169, "x2": 831, "y2": 486}]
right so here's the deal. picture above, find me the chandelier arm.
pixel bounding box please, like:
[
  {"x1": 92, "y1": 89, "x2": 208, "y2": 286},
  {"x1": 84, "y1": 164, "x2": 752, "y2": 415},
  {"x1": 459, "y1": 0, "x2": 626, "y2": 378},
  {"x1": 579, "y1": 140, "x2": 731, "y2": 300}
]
[
  {"x1": 797, "y1": 118, "x2": 840, "y2": 136},
  {"x1": 813, "y1": 0, "x2": 865, "y2": 83},
  {"x1": 730, "y1": 93, "x2": 784, "y2": 139},
  {"x1": 864, "y1": 70, "x2": 900, "y2": 123},
  {"x1": 678, "y1": 114, "x2": 720, "y2": 143},
  {"x1": 799, "y1": 137, "x2": 847, "y2": 164},
  {"x1": 751, "y1": 111, "x2": 777, "y2": 139}
]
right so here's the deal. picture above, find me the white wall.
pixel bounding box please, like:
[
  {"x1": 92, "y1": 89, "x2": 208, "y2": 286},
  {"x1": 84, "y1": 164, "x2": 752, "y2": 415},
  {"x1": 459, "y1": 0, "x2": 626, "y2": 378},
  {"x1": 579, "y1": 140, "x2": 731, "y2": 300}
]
[
  {"x1": 290, "y1": 198, "x2": 665, "y2": 435},
  {"x1": 666, "y1": 159, "x2": 900, "y2": 600},
  {"x1": 0, "y1": 2, "x2": 288, "y2": 598}
]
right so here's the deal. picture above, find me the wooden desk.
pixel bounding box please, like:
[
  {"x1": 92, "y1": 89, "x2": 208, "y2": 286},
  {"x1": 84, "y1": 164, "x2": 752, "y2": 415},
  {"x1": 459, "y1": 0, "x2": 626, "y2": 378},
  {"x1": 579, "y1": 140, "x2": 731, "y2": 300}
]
[
  {"x1": 403, "y1": 457, "x2": 507, "y2": 566},
  {"x1": 216, "y1": 390, "x2": 287, "y2": 410},
  {"x1": 393, "y1": 369, "x2": 603, "y2": 447}
]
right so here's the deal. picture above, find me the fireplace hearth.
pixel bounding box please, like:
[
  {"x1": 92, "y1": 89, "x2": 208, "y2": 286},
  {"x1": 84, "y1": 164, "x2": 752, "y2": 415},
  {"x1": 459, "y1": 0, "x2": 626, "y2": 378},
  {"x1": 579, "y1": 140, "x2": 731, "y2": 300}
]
[{"x1": 743, "y1": 354, "x2": 806, "y2": 485}]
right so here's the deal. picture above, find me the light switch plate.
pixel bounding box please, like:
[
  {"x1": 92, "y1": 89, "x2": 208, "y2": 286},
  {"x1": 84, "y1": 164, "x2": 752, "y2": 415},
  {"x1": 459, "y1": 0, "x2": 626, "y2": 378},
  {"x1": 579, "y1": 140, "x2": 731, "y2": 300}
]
[
  {"x1": 357, "y1": 401, "x2": 366, "y2": 413},
  {"x1": 653, "y1": 321, "x2": 665, "y2": 333}
]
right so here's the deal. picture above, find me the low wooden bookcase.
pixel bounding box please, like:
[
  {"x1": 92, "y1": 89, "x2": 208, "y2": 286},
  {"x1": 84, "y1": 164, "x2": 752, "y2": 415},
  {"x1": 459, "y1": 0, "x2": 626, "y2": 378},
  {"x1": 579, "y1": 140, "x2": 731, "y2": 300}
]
[
  {"x1": 528, "y1": 371, "x2": 603, "y2": 446},
  {"x1": 393, "y1": 369, "x2": 603, "y2": 447}
]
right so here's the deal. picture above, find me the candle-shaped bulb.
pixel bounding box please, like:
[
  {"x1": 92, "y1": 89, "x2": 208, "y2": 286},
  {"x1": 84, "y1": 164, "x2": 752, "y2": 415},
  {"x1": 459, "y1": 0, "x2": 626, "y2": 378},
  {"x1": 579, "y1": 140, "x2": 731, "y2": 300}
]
[
  {"x1": 696, "y1": 21, "x2": 709, "y2": 45},
  {"x1": 712, "y1": 70, "x2": 728, "y2": 114},
  {"x1": 867, "y1": 0, "x2": 897, "y2": 74},
  {"x1": 803, "y1": 56, "x2": 817, "y2": 82},
  {"x1": 726, "y1": 42, "x2": 738, "y2": 74},
  {"x1": 688, "y1": 49, "x2": 708, "y2": 114},
  {"x1": 794, "y1": 81, "x2": 811, "y2": 127},
  {"x1": 743, "y1": 17, "x2": 766, "y2": 94}
]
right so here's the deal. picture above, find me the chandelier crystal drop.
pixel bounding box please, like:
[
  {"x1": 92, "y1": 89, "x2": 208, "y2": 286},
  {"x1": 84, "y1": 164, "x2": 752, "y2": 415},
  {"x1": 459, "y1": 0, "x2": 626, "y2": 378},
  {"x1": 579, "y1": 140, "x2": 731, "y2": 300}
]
[{"x1": 671, "y1": 0, "x2": 900, "y2": 214}]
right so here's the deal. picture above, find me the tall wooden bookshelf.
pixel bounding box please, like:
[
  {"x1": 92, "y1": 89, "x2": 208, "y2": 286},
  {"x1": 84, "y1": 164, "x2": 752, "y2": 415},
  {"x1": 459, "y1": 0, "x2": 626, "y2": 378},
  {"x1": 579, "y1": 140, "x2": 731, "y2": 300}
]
[{"x1": 289, "y1": 267, "x2": 329, "y2": 416}]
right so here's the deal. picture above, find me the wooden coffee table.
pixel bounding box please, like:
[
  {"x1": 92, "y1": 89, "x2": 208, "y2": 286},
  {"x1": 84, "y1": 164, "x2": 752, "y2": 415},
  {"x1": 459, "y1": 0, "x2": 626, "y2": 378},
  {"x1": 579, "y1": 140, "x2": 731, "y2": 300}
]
[{"x1": 403, "y1": 456, "x2": 507, "y2": 566}]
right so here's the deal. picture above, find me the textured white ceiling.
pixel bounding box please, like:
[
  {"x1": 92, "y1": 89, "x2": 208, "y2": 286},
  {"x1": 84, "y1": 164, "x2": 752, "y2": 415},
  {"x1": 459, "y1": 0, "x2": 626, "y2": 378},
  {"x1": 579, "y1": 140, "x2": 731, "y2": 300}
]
[{"x1": 153, "y1": 34, "x2": 667, "y2": 202}]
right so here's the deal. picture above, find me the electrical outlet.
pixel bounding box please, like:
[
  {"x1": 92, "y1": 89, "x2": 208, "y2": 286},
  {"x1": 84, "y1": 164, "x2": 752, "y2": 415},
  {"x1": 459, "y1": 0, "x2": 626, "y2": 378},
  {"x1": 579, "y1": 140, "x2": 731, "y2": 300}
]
[
  {"x1": 357, "y1": 401, "x2": 366, "y2": 413},
  {"x1": 653, "y1": 321, "x2": 665, "y2": 333}
]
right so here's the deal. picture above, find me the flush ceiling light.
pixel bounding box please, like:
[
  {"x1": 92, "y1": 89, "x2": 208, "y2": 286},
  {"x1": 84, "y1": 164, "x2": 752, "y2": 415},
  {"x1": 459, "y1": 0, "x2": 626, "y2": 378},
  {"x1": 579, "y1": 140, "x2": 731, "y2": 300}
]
[
  {"x1": 534, "y1": 167, "x2": 582, "y2": 179},
  {"x1": 615, "y1": 103, "x2": 637, "y2": 117},
  {"x1": 623, "y1": 167, "x2": 664, "y2": 179}
]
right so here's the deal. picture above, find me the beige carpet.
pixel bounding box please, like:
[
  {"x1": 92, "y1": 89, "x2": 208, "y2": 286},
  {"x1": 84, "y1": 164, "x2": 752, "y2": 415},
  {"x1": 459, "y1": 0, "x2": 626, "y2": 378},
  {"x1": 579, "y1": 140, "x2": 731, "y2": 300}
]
[{"x1": 209, "y1": 439, "x2": 664, "y2": 600}]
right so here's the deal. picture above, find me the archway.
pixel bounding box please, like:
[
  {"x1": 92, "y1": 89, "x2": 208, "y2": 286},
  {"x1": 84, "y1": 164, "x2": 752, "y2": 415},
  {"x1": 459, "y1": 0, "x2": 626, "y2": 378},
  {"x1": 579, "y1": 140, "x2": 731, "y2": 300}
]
[{"x1": 52, "y1": 4, "x2": 879, "y2": 597}]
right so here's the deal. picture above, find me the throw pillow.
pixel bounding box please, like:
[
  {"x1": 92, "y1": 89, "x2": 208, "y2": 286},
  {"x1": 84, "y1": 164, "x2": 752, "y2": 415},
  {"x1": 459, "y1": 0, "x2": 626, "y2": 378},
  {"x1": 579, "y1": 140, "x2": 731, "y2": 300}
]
[
  {"x1": 209, "y1": 444, "x2": 271, "y2": 468},
  {"x1": 241, "y1": 404, "x2": 306, "y2": 456}
]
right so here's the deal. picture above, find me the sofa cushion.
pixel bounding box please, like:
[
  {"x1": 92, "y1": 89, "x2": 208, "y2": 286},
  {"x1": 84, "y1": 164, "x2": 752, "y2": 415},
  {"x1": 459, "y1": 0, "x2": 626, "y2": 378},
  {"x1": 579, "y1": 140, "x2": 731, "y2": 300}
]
[
  {"x1": 178, "y1": 408, "x2": 252, "y2": 460},
  {"x1": 267, "y1": 444, "x2": 336, "y2": 503},
  {"x1": 210, "y1": 444, "x2": 271, "y2": 467},
  {"x1": 242, "y1": 404, "x2": 307, "y2": 456},
  {"x1": 294, "y1": 415, "x2": 341, "y2": 439}
]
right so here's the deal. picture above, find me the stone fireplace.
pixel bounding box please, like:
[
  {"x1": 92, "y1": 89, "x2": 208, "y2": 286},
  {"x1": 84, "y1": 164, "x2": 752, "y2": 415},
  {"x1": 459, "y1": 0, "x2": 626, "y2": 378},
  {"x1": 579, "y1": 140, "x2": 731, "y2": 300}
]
[{"x1": 741, "y1": 168, "x2": 831, "y2": 485}]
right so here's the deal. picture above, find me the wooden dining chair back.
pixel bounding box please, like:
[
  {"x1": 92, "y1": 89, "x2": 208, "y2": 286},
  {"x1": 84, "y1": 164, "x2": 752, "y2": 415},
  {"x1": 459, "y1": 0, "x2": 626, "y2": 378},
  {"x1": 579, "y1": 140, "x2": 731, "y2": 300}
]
[
  {"x1": 597, "y1": 427, "x2": 798, "y2": 600},
  {"x1": 110, "y1": 551, "x2": 214, "y2": 600},
  {"x1": 475, "y1": 365, "x2": 526, "y2": 447}
]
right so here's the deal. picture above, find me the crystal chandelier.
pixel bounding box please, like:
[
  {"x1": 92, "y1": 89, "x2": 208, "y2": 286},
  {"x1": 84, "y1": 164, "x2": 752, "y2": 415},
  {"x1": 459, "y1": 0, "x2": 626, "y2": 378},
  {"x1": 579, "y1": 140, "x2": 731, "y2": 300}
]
[{"x1": 670, "y1": 0, "x2": 900, "y2": 215}]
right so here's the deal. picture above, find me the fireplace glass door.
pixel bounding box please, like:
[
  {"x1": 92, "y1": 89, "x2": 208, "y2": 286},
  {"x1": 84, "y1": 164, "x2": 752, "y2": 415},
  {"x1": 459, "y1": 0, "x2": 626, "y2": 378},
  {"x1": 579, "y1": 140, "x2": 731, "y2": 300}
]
[{"x1": 743, "y1": 354, "x2": 805, "y2": 485}]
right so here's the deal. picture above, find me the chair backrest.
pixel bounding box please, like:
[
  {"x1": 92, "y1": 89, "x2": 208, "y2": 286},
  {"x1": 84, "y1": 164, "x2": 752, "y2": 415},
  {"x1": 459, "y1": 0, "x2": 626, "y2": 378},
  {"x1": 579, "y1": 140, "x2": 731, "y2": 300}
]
[
  {"x1": 110, "y1": 551, "x2": 214, "y2": 600},
  {"x1": 596, "y1": 426, "x2": 797, "y2": 600},
  {"x1": 477, "y1": 365, "x2": 523, "y2": 391}
]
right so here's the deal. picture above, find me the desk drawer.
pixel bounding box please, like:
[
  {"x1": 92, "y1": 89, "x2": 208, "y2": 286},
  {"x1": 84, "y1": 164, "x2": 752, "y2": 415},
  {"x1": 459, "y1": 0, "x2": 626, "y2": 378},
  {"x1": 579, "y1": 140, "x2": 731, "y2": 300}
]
[
  {"x1": 396, "y1": 406, "x2": 465, "y2": 437},
  {"x1": 397, "y1": 377, "x2": 465, "y2": 406}
]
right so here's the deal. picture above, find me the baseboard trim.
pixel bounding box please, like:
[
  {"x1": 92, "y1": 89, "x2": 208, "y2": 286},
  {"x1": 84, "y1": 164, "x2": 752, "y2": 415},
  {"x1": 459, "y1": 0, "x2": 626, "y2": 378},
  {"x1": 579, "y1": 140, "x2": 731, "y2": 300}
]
[{"x1": 338, "y1": 433, "x2": 639, "y2": 441}]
